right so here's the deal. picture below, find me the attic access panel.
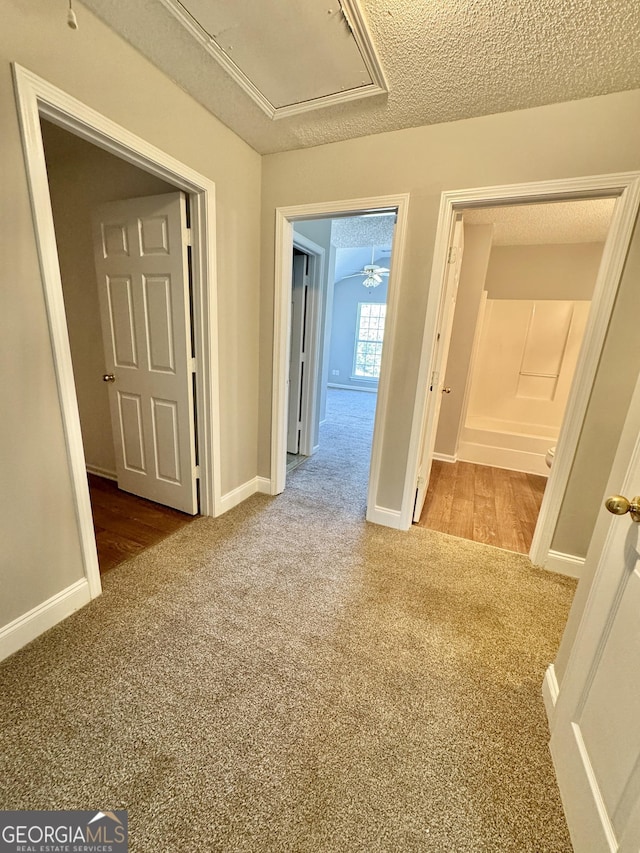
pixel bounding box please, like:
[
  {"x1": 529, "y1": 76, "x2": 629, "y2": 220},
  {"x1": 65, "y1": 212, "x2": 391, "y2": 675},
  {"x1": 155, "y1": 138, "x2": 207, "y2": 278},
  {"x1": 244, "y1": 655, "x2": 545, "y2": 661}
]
[{"x1": 161, "y1": 0, "x2": 388, "y2": 119}]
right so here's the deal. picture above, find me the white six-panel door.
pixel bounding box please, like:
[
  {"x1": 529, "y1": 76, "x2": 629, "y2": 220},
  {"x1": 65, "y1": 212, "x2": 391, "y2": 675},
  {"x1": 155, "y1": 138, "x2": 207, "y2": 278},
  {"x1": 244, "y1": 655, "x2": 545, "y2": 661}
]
[{"x1": 92, "y1": 192, "x2": 198, "y2": 514}]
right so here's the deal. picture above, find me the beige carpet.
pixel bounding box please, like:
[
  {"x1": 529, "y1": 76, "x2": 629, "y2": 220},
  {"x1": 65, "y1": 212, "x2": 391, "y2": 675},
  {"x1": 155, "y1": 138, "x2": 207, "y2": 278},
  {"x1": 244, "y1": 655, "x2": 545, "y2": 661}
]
[{"x1": 0, "y1": 389, "x2": 576, "y2": 851}]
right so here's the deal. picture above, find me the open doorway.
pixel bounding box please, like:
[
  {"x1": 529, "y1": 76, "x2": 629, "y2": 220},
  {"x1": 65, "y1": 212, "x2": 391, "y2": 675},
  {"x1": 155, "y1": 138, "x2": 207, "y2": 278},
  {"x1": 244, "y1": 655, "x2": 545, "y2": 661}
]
[
  {"x1": 41, "y1": 120, "x2": 200, "y2": 573},
  {"x1": 272, "y1": 194, "x2": 409, "y2": 526},
  {"x1": 416, "y1": 198, "x2": 615, "y2": 554},
  {"x1": 407, "y1": 172, "x2": 640, "y2": 576},
  {"x1": 280, "y1": 210, "x2": 399, "y2": 504},
  {"x1": 14, "y1": 64, "x2": 220, "y2": 600}
]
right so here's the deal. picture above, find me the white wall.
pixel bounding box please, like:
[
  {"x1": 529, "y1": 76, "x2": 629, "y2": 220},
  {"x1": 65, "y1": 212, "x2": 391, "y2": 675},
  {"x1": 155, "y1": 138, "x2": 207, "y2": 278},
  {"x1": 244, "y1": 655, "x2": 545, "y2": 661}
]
[
  {"x1": 43, "y1": 121, "x2": 175, "y2": 477},
  {"x1": 1, "y1": 0, "x2": 261, "y2": 633}
]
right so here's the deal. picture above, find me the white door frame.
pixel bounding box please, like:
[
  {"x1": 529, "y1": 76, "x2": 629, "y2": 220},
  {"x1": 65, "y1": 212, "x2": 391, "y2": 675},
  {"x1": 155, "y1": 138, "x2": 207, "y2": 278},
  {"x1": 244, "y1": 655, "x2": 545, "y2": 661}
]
[
  {"x1": 404, "y1": 172, "x2": 640, "y2": 560},
  {"x1": 12, "y1": 64, "x2": 222, "y2": 600},
  {"x1": 291, "y1": 232, "x2": 326, "y2": 457},
  {"x1": 272, "y1": 194, "x2": 410, "y2": 524}
]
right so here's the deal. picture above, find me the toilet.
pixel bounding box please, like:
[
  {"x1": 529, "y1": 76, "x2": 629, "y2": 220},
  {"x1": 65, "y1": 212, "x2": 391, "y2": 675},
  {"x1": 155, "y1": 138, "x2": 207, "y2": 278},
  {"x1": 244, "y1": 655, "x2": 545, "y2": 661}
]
[{"x1": 545, "y1": 446, "x2": 556, "y2": 469}]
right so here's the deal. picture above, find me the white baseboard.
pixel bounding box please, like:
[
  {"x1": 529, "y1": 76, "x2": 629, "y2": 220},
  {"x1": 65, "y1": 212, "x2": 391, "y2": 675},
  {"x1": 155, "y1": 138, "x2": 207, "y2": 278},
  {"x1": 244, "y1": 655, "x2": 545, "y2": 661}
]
[
  {"x1": 0, "y1": 578, "x2": 91, "y2": 663},
  {"x1": 218, "y1": 476, "x2": 272, "y2": 514},
  {"x1": 458, "y1": 442, "x2": 549, "y2": 476},
  {"x1": 327, "y1": 382, "x2": 378, "y2": 393},
  {"x1": 366, "y1": 504, "x2": 406, "y2": 529},
  {"x1": 544, "y1": 550, "x2": 585, "y2": 580},
  {"x1": 86, "y1": 464, "x2": 117, "y2": 481},
  {"x1": 542, "y1": 663, "x2": 560, "y2": 725},
  {"x1": 256, "y1": 476, "x2": 272, "y2": 495},
  {"x1": 433, "y1": 452, "x2": 457, "y2": 463}
]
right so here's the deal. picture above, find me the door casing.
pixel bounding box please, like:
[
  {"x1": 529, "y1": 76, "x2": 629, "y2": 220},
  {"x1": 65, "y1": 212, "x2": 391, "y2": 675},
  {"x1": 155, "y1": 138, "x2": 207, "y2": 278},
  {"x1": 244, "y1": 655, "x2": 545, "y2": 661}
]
[
  {"x1": 406, "y1": 173, "x2": 640, "y2": 564},
  {"x1": 272, "y1": 195, "x2": 410, "y2": 527},
  {"x1": 13, "y1": 64, "x2": 221, "y2": 601}
]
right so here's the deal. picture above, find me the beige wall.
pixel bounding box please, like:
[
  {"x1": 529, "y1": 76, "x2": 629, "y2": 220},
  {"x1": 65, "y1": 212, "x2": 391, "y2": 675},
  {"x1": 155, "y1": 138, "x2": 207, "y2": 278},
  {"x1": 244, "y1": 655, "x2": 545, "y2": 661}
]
[
  {"x1": 435, "y1": 223, "x2": 493, "y2": 458},
  {"x1": 486, "y1": 242, "x2": 605, "y2": 301},
  {"x1": 553, "y1": 215, "x2": 640, "y2": 557},
  {"x1": 42, "y1": 121, "x2": 175, "y2": 476},
  {"x1": 1, "y1": 0, "x2": 261, "y2": 629},
  {"x1": 260, "y1": 89, "x2": 640, "y2": 543}
]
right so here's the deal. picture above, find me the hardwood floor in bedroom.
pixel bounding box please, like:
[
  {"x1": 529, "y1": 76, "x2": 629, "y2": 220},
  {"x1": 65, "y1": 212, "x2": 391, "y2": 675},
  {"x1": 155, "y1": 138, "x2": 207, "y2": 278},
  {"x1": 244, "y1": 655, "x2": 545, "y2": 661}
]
[
  {"x1": 88, "y1": 474, "x2": 197, "y2": 573},
  {"x1": 417, "y1": 460, "x2": 547, "y2": 554}
]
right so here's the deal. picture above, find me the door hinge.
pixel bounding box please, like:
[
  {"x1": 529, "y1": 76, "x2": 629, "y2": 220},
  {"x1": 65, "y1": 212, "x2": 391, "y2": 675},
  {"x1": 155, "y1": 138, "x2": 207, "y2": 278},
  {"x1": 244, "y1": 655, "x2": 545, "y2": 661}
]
[
  {"x1": 417, "y1": 475, "x2": 425, "y2": 488},
  {"x1": 194, "y1": 465, "x2": 200, "y2": 479},
  {"x1": 447, "y1": 246, "x2": 457, "y2": 264},
  {"x1": 184, "y1": 228, "x2": 192, "y2": 247},
  {"x1": 430, "y1": 370, "x2": 439, "y2": 391},
  {"x1": 190, "y1": 357, "x2": 197, "y2": 373}
]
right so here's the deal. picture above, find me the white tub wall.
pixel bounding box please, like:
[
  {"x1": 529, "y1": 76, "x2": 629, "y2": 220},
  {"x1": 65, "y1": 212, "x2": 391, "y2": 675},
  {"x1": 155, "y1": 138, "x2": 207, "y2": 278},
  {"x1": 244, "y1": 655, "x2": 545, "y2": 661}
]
[
  {"x1": 455, "y1": 241, "x2": 605, "y2": 474},
  {"x1": 436, "y1": 241, "x2": 606, "y2": 466},
  {"x1": 460, "y1": 299, "x2": 591, "y2": 474}
]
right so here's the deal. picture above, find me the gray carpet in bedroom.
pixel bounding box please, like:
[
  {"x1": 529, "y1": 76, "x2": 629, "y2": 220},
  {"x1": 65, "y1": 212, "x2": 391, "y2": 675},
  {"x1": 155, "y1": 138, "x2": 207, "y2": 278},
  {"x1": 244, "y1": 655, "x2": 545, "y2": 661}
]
[{"x1": 0, "y1": 389, "x2": 576, "y2": 851}]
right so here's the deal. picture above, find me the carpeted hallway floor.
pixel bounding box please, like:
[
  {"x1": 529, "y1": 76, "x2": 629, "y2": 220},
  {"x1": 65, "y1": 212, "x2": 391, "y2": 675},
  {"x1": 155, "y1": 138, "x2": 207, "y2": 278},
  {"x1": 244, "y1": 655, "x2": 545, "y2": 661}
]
[{"x1": 0, "y1": 389, "x2": 576, "y2": 851}]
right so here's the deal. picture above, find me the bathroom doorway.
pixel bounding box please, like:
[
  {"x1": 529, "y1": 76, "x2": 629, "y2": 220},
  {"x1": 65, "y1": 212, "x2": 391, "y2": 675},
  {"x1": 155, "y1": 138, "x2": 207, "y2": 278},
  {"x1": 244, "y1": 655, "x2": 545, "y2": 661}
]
[{"x1": 416, "y1": 197, "x2": 616, "y2": 557}]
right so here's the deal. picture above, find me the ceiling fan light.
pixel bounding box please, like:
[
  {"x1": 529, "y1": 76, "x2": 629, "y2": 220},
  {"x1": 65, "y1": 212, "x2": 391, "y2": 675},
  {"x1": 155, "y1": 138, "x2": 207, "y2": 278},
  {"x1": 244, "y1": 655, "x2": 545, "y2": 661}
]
[{"x1": 362, "y1": 275, "x2": 381, "y2": 288}]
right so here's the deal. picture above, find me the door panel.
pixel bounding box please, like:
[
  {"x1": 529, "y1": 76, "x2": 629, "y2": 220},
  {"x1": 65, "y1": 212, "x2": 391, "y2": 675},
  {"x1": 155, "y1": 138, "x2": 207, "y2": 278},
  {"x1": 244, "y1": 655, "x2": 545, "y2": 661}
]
[
  {"x1": 413, "y1": 215, "x2": 465, "y2": 522},
  {"x1": 107, "y1": 276, "x2": 138, "y2": 367},
  {"x1": 143, "y1": 275, "x2": 175, "y2": 372},
  {"x1": 287, "y1": 252, "x2": 307, "y2": 456},
  {"x1": 118, "y1": 392, "x2": 145, "y2": 473},
  {"x1": 550, "y1": 387, "x2": 640, "y2": 850},
  {"x1": 92, "y1": 192, "x2": 198, "y2": 514},
  {"x1": 151, "y1": 397, "x2": 181, "y2": 483}
]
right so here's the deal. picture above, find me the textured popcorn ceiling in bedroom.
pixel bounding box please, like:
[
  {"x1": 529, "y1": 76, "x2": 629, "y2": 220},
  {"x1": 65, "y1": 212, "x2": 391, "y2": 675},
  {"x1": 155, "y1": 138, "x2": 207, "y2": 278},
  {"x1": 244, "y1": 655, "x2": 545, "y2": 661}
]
[{"x1": 80, "y1": 0, "x2": 640, "y2": 154}]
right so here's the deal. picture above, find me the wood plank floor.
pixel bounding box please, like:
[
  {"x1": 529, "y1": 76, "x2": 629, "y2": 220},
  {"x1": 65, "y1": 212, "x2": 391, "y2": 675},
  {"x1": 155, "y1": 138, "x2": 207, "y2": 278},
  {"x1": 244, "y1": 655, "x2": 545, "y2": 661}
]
[
  {"x1": 417, "y1": 460, "x2": 547, "y2": 554},
  {"x1": 88, "y1": 474, "x2": 197, "y2": 573}
]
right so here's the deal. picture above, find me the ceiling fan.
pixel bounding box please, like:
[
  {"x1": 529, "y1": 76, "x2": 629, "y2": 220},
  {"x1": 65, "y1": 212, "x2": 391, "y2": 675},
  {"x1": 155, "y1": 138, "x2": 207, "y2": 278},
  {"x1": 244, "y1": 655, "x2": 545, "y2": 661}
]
[{"x1": 343, "y1": 246, "x2": 390, "y2": 288}]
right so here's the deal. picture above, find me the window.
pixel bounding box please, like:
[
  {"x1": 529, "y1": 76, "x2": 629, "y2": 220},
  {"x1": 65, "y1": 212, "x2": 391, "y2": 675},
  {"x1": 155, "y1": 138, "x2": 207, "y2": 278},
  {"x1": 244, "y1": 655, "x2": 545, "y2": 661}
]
[{"x1": 353, "y1": 302, "x2": 387, "y2": 379}]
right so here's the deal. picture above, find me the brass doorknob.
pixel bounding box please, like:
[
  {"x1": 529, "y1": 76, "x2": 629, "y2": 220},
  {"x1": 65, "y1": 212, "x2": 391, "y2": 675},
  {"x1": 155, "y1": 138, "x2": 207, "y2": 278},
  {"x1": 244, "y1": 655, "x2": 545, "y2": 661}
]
[
  {"x1": 605, "y1": 494, "x2": 640, "y2": 522},
  {"x1": 102, "y1": 374, "x2": 116, "y2": 382},
  {"x1": 442, "y1": 387, "x2": 452, "y2": 394}
]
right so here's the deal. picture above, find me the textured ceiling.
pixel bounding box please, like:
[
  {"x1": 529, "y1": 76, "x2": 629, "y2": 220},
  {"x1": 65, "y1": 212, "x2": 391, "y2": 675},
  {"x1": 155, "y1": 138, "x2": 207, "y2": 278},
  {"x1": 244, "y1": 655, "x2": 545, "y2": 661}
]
[
  {"x1": 331, "y1": 214, "x2": 395, "y2": 248},
  {"x1": 464, "y1": 199, "x2": 616, "y2": 245},
  {"x1": 78, "y1": 0, "x2": 640, "y2": 154}
]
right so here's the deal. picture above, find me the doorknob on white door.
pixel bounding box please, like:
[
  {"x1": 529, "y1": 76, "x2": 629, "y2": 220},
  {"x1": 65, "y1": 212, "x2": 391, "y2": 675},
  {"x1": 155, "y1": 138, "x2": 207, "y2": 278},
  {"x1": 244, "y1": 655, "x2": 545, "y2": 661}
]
[
  {"x1": 102, "y1": 373, "x2": 116, "y2": 382},
  {"x1": 605, "y1": 494, "x2": 640, "y2": 522}
]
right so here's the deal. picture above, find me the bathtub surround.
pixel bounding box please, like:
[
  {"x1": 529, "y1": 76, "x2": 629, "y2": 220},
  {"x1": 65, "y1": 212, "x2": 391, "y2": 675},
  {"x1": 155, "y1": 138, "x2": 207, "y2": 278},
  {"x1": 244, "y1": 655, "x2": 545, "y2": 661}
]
[
  {"x1": 459, "y1": 299, "x2": 592, "y2": 475},
  {"x1": 436, "y1": 240, "x2": 605, "y2": 469},
  {"x1": 0, "y1": 389, "x2": 575, "y2": 850}
]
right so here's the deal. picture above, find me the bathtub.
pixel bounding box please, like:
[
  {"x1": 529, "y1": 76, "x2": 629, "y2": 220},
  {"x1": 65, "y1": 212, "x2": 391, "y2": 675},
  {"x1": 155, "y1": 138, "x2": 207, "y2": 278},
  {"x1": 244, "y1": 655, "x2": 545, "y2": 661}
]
[{"x1": 457, "y1": 416, "x2": 558, "y2": 476}]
